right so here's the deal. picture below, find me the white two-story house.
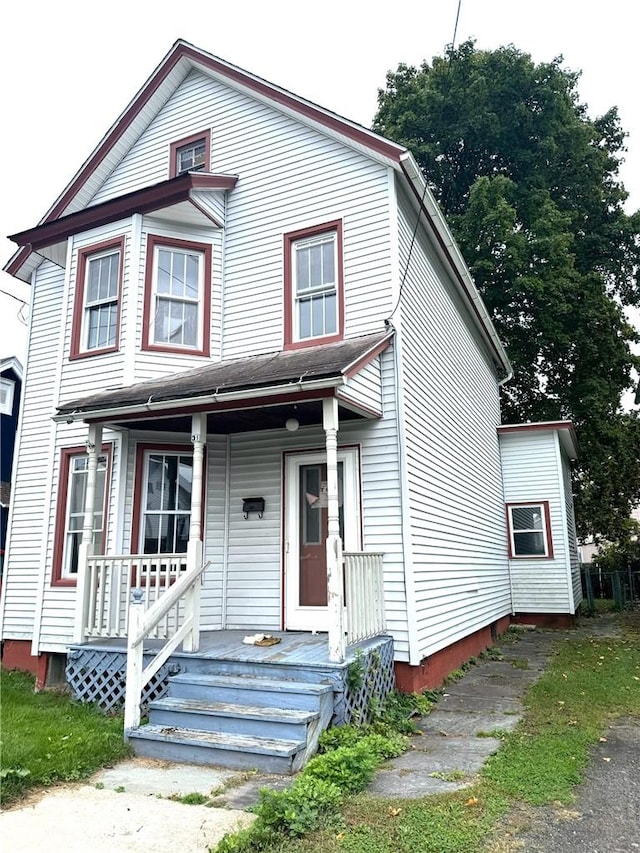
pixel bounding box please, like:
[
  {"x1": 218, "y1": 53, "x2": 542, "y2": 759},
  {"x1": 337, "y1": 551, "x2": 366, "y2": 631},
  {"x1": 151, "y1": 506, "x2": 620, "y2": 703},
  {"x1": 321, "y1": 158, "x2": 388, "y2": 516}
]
[{"x1": 0, "y1": 40, "x2": 580, "y2": 769}]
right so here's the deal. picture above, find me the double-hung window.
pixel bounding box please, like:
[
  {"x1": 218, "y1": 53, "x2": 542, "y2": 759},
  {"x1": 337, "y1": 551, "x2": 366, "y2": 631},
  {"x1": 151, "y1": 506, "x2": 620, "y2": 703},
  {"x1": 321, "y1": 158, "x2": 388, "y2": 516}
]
[
  {"x1": 143, "y1": 235, "x2": 211, "y2": 356},
  {"x1": 71, "y1": 238, "x2": 123, "y2": 358},
  {"x1": 52, "y1": 447, "x2": 110, "y2": 584},
  {"x1": 284, "y1": 221, "x2": 343, "y2": 348},
  {"x1": 139, "y1": 451, "x2": 193, "y2": 554},
  {"x1": 506, "y1": 502, "x2": 553, "y2": 558}
]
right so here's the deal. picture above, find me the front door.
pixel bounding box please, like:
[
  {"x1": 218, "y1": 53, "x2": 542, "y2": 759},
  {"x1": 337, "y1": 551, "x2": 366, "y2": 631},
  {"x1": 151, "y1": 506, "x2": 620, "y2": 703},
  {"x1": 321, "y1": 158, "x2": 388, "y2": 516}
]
[{"x1": 284, "y1": 448, "x2": 360, "y2": 631}]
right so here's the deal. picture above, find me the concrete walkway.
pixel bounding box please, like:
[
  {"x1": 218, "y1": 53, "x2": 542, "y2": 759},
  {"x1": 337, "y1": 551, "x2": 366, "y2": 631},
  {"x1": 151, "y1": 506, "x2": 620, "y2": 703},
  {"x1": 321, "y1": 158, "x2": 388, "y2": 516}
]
[{"x1": 368, "y1": 627, "x2": 557, "y2": 798}]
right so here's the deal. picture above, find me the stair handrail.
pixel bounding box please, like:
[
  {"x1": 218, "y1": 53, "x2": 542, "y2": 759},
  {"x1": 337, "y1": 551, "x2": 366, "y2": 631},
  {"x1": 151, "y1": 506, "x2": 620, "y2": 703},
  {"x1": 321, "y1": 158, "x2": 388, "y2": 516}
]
[{"x1": 124, "y1": 559, "x2": 211, "y2": 733}]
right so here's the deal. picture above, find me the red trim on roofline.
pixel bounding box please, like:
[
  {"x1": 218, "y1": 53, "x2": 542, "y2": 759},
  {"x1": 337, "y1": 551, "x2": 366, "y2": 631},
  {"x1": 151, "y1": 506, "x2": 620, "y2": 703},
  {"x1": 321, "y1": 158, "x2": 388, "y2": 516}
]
[
  {"x1": 32, "y1": 42, "x2": 403, "y2": 230},
  {"x1": 82, "y1": 388, "x2": 336, "y2": 424},
  {"x1": 9, "y1": 173, "x2": 237, "y2": 251},
  {"x1": 497, "y1": 421, "x2": 574, "y2": 434}
]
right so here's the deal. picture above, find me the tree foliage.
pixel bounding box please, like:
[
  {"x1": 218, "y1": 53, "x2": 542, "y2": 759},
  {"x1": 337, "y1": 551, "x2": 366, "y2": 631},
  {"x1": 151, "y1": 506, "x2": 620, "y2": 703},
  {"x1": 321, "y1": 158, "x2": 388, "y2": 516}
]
[{"x1": 374, "y1": 41, "x2": 640, "y2": 542}]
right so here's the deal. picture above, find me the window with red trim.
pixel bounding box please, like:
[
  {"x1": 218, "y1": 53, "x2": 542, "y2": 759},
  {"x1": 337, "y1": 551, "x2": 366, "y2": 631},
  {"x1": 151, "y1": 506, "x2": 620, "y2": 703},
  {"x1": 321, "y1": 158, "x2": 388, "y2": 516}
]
[
  {"x1": 506, "y1": 502, "x2": 553, "y2": 558},
  {"x1": 142, "y1": 235, "x2": 211, "y2": 356},
  {"x1": 52, "y1": 445, "x2": 111, "y2": 585},
  {"x1": 284, "y1": 221, "x2": 343, "y2": 348},
  {"x1": 169, "y1": 130, "x2": 211, "y2": 178},
  {"x1": 70, "y1": 238, "x2": 124, "y2": 359}
]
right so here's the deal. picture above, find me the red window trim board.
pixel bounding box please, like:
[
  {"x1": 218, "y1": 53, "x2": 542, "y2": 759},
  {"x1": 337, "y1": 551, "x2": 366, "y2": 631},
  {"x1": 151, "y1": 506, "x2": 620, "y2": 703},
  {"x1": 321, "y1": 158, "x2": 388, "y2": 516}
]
[
  {"x1": 169, "y1": 130, "x2": 211, "y2": 178},
  {"x1": 505, "y1": 500, "x2": 554, "y2": 560},
  {"x1": 70, "y1": 237, "x2": 125, "y2": 360},
  {"x1": 141, "y1": 234, "x2": 212, "y2": 357},
  {"x1": 130, "y1": 443, "x2": 207, "y2": 555},
  {"x1": 283, "y1": 220, "x2": 344, "y2": 350},
  {"x1": 51, "y1": 444, "x2": 113, "y2": 587}
]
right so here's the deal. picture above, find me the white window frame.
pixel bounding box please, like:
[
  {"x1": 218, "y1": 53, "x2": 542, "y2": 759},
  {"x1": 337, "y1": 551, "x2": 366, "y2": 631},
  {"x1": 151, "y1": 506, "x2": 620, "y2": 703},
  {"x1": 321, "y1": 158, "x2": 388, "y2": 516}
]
[
  {"x1": 175, "y1": 139, "x2": 206, "y2": 175},
  {"x1": 61, "y1": 453, "x2": 108, "y2": 578},
  {"x1": 292, "y1": 231, "x2": 339, "y2": 342},
  {"x1": 507, "y1": 502, "x2": 552, "y2": 558},
  {"x1": 149, "y1": 244, "x2": 205, "y2": 350},
  {"x1": 0, "y1": 378, "x2": 15, "y2": 415},
  {"x1": 139, "y1": 451, "x2": 193, "y2": 555},
  {"x1": 82, "y1": 248, "x2": 121, "y2": 352}
]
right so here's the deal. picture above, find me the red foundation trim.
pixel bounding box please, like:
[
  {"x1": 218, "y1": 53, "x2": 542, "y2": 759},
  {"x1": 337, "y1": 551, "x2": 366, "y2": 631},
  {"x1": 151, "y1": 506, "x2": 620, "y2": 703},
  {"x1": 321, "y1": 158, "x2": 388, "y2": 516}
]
[
  {"x1": 512, "y1": 612, "x2": 575, "y2": 629},
  {"x1": 394, "y1": 616, "x2": 511, "y2": 692},
  {"x1": 1, "y1": 640, "x2": 50, "y2": 689}
]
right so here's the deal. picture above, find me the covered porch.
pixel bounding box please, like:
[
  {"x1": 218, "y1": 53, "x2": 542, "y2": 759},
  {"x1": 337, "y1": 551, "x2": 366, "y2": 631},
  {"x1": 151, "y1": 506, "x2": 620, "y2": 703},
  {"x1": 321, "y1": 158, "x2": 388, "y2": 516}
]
[{"x1": 56, "y1": 333, "x2": 394, "y2": 735}]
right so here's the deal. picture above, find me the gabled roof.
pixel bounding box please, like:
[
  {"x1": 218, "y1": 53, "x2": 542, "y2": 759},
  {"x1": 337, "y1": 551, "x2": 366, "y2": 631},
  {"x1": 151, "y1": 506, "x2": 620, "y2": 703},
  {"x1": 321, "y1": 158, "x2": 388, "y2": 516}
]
[
  {"x1": 0, "y1": 356, "x2": 23, "y2": 381},
  {"x1": 55, "y1": 331, "x2": 392, "y2": 423},
  {"x1": 498, "y1": 421, "x2": 579, "y2": 459},
  {"x1": 5, "y1": 39, "x2": 511, "y2": 379}
]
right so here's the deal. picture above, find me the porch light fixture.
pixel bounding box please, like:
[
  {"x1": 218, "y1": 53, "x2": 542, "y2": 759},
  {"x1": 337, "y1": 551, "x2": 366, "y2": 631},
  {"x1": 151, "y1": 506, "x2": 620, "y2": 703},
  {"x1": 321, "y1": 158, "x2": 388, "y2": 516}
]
[{"x1": 285, "y1": 417, "x2": 299, "y2": 432}]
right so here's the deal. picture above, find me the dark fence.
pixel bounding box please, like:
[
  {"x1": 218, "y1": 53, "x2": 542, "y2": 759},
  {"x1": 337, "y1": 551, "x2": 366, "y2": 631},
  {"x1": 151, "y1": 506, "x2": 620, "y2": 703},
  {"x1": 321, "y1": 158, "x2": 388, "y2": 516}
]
[{"x1": 581, "y1": 563, "x2": 640, "y2": 612}]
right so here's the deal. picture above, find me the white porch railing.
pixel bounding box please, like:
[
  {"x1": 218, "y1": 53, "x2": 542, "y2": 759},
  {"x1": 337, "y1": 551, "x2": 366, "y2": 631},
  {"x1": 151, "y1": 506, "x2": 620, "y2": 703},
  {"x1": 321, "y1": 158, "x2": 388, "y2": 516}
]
[
  {"x1": 84, "y1": 554, "x2": 188, "y2": 639},
  {"x1": 124, "y1": 559, "x2": 210, "y2": 731},
  {"x1": 344, "y1": 551, "x2": 386, "y2": 645}
]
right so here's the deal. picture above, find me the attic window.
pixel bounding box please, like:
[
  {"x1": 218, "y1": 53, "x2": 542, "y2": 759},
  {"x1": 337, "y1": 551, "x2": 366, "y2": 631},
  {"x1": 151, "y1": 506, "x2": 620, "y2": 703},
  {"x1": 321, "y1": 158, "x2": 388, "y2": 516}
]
[{"x1": 169, "y1": 130, "x2": 211, "y2": 178}]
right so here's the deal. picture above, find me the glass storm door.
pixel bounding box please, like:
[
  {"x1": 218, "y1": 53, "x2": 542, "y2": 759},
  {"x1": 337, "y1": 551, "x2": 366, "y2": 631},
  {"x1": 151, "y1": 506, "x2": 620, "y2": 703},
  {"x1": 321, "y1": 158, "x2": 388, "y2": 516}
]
[{"x1": 284, "y1": 449, "x2": 359, "y2": 631}]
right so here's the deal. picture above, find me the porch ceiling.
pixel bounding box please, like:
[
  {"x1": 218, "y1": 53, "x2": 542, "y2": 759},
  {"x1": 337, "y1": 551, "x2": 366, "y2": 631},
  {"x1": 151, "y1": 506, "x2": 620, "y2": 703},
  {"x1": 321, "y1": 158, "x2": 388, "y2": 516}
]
[
  {"x1": 112, "y1": 398, "x2": 363, "y2": 434},
  {"x1": 56, "y1": 331, "x2": 392, "y2": 425}
]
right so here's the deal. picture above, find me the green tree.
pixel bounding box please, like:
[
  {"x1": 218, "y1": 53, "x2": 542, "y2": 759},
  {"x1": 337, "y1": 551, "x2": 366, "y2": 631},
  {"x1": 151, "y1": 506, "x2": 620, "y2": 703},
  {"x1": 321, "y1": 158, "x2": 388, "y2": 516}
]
[{"x1": 374, "y1": 41, "x2": 640, "y2": 542}]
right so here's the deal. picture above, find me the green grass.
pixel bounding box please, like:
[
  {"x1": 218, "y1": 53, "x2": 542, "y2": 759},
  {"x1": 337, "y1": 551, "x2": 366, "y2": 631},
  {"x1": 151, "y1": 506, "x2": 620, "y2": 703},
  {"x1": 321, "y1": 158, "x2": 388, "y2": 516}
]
[
  {"x1": 220, "y1": 620, "x2": 640, "y2": 853},
  {"x1": 0, "y1": 669, "x2": 130, "y2": 806}
]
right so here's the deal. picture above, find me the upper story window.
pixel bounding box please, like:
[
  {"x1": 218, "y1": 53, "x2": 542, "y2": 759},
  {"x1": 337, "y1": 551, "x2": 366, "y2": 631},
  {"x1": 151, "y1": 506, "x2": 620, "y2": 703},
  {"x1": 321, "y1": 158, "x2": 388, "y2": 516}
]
[
  {"x1": 0, "y1": 378, "x2": 15, "y2": 415},
  {"x1": 52, "y1": 445, "x2": 111, "y2": 585},
  {"x1": 284, "y1": 220, "x2": 344, "y2": 349},
  {"x1": 169, "y1": 130, "x2": 211, "y2": 178},
  {"x1": 70, "y1": 238, "x2": 124, "y2": 359},
  {"x1": 506, "y1": 501, "x2": 553, "y2": 559},
  {"x1": 142, "y1": 235, "x2": 212, "y2": 357}
]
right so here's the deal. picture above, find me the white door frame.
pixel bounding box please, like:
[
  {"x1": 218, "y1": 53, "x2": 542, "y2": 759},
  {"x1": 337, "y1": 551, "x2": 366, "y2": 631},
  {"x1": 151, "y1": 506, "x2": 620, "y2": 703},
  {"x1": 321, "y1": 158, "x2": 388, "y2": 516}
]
[{"x1": 284, "y1": 447, "x2": 360, "y2": 631}]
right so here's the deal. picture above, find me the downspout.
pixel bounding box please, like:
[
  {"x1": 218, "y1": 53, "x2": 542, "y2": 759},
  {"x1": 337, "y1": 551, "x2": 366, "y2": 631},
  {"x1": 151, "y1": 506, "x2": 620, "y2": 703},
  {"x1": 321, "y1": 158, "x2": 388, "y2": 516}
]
[
  {"x1": 219, "y1": 193, "x2": 227, "y2": 361},
  {"x1": 220, "y1": 434, "x2": 231, "y2": 628}
]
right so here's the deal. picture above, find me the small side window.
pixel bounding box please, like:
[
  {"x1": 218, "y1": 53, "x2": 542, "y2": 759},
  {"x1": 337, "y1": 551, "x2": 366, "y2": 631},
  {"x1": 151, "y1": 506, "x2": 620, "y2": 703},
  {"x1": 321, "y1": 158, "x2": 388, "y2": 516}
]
[
  {"x1": 0, "y1": 378, "x2": 15, "y2": 415},
  {"x1": 506, "y1": 502, "x2": 553, "y2": 558}
]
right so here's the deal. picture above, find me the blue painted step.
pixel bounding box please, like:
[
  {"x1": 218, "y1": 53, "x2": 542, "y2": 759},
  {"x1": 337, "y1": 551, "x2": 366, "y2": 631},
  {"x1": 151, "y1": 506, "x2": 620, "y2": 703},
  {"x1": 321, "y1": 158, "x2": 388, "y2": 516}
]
[
  {"x1": 128, "y1": 725, "x2": 305, "y2": 774},
  {"x1": 127, "y1": 672, "x2": 335, "y2": 773},
  {"x1": 148, "y1": 696, "x2": 319, "y2": 740},
  {"x1": 168, "y1": 672, "x2": 333, "y2": 710}
]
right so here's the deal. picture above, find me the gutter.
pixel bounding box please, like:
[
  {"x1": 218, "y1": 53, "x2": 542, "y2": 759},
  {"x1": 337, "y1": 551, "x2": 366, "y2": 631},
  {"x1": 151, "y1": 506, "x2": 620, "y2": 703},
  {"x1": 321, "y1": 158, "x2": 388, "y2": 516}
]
[
  {"x1": 398, "y1": 152, "x2": 513, "y2": 385},
  {"x1": 54, "y1": 375, "x2": 345, "y2": 424}
]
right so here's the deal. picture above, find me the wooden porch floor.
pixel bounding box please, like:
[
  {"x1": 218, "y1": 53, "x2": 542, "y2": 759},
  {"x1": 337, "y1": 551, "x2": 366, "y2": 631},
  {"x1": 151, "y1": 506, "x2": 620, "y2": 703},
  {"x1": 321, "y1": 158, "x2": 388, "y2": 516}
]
[{"x1": 74, "y1": 630, "x2": 389, "y2": 669}]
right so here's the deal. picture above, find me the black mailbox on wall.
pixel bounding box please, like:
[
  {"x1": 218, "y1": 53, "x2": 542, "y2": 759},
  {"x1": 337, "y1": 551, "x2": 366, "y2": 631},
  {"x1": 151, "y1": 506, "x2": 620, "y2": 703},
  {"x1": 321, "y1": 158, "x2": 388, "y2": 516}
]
[{"x1": 242, "y1": 497, "x2": 265, "y2": 519}]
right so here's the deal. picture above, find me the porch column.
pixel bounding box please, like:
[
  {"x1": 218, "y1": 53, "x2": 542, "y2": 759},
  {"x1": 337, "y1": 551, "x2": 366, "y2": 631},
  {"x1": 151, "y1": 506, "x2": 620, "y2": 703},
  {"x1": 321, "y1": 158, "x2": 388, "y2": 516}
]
[
  {"x1": 73, "y1": 423, "x2": 102, "y2": 644},
  {"x1": 184, "y1": 412, "x2": 206, "y2": 652},
  {"x1": 323, "y1": 397, "x2": 344, "y2": 662}
]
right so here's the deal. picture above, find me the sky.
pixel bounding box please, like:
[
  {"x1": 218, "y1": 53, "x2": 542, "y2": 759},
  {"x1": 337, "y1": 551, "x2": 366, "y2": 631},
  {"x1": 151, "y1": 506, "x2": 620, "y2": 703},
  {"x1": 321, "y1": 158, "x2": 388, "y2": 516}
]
[{"x1": 1, "y1": 0, "x2": 638, "y2": 390}]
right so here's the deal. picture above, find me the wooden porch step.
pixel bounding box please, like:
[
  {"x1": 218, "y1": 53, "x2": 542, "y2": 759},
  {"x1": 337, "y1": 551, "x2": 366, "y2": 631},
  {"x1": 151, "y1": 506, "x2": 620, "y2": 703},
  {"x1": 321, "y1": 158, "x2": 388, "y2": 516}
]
[
  {"x1": 127, "y1": 724, "x2": 306, "y2": 774},
  {"x1": 168, "y1": 672, "x2": 333, "y2": 711},
  {"x1": 149, "y1": 696, "x2": 319, "y2": 740}
]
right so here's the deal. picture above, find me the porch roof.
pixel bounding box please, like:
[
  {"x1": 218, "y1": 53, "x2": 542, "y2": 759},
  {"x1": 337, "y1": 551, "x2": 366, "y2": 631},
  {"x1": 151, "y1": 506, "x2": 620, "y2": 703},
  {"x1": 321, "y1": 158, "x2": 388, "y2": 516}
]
[{"x1": 56, "y1": 331, "x2": 393, "y2": 423}]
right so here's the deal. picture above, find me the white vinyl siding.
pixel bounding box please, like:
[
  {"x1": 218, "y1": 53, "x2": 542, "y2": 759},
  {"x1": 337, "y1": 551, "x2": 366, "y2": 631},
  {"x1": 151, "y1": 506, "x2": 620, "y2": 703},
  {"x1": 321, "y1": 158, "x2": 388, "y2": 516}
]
[
  {"x1": 92, "y1": 70, "x2": 394, "y2": 358},
  {"x1": 563, "y1": 455, "x2": 582, "y2": 608},
  {"x1": 395, "y1": 188, "x2": 510, "y2": 662},
  {"x1": 0, "y1": 262, "x2": 63, "y2": 641},
  {"x1": 337, "y1": 357, "x2": 383, "y2": 417},
  {"x1": 499, "y1": 430, "x2": 574, "y2": 613}
]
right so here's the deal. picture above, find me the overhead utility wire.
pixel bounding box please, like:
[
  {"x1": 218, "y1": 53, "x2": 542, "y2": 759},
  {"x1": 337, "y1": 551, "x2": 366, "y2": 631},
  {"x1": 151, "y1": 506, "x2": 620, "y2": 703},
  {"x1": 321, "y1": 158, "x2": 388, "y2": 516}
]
[{"x1": 386, "y1": 0, "x2": 463, "y2": 323}]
